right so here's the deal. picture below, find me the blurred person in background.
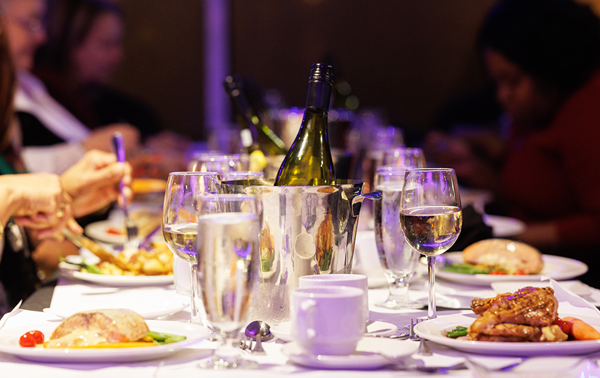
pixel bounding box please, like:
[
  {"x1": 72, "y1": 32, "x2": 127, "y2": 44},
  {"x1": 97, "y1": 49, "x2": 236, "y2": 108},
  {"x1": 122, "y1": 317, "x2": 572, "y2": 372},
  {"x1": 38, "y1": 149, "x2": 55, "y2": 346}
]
[
  {"x1": 0, "y1": 5, "x2": 133, "y2": 310},
  {"x1": 34, "y1": 0, "x2": 190, "y2": 178},
  {"x1": 0, "y1": 0, "x2": 141, "y2": 175},
  {"x1": 425, "y1": 0, "x2": 600, "y2": 287}
]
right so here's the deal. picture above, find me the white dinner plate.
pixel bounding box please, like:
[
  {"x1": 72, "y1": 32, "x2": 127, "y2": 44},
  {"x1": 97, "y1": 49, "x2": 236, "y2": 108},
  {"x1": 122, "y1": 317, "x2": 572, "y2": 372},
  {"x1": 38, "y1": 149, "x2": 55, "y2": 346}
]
[
  {"x1": 0, "y1": 320, "x2": 209, "y2": 363},
  {"x1": 436, "y1": 252, "x2": 588, "y2": 286},
  {"x1": 85, "y1": 220, "x2": 128, "y2": 244},
  {"x1": 59, "y1": 263, "x2": 174, "y2": 286},
  {"x1": 282, "y1": 337, "x2": 417, "y2": 369},
  {"x1": 482, "y1": 215, "x2": 526, "y2": 237},
  {"x1": 414, "y1": 313, "x2": 600, "y2": 356},
  {"x1": 271, "y1": 321, "x2": 398, "y2": 342},
  {"x1": 491, "y1": 280, "x2": 592, "y2": 297}
]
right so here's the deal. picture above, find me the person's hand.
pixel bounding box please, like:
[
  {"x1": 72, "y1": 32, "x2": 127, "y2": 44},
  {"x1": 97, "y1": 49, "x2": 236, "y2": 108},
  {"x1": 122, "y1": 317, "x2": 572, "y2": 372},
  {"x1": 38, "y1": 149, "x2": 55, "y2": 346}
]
[
  {"x1": 83, "y1": 123, "x2": 141, "y2": 155},
  {"x1": 1, "y1": 173, "x2": 82, "y2": 240},
  {"x1": 60, "y1": 150, "x2": 133, "y2": 218}
]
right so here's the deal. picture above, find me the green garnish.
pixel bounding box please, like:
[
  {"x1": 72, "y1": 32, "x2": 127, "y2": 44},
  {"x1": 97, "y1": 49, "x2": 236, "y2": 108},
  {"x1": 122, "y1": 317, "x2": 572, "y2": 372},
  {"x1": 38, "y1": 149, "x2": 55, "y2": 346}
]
[
  {"x1": 147, "y1": 331, "x2": 187, "y2": 344},
  {"x1": 446, "y1": 326, "x2": 468, "y2": 338},
  {"x1": 442, "y1": 263, "x2": 494, "y2": 275},
  {"x1": 59, "y1": 257, "x2": 103, "y2": 274}
]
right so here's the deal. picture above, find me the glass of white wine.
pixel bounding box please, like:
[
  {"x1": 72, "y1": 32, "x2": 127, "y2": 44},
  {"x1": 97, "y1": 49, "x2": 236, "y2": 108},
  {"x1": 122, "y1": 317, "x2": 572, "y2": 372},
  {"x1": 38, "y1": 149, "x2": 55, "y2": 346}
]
[
  {"x1": 188, "y1": 153, "x2": 242, "y2": 174},
  {"x1": 400, "y1": 168, "x2": 462, "y2": 319},
  {"x1": 196, "y1": 194, "x2": 260, "y2": 369},
  {"x1": 373, "y1": 168, "x2": 421, "y2": 309},
  {"x1": 163, "y1": 172, "x2": 220, "y2": 324}
]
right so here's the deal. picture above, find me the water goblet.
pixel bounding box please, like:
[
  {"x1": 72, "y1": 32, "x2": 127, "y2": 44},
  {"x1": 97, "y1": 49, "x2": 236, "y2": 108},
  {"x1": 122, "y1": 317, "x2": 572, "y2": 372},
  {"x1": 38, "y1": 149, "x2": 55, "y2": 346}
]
[
  {"x1": 220, "y1": 170, "x2": 265, "y2": 182},
  {"x1": 162, "y1": 172, "x2": 220, "y2": 324},
  {"x1": 188, "y1": 152, "x2": 242, "y2": 174},
  {"x1": 373, "y1": 168, "x2": 421, "y2": 309},
  {"x1": 400, "y1": 168, "x2": 462, "y2": 319},
  {"x1": 196, "y1": 194, "x2": 261, "y2": 369},
  {"x1": 382, "y1": 147, "x2": 427, "y2": 168}
]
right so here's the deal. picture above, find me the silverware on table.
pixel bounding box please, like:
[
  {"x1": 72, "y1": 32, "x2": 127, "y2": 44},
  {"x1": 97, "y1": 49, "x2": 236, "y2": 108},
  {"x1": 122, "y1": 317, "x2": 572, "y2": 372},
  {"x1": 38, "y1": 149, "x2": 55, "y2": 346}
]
[
  {"x1": 112, "y1": 132, "x2": 138, "y2": 249},
  {"x1": 0, "y1": 299, "x2": 23, "y2": 330}
]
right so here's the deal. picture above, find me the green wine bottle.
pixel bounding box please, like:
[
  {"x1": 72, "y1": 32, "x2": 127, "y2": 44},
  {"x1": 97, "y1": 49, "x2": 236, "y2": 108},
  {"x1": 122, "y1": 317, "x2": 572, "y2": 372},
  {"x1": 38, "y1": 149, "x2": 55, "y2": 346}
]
[
  {"x1": 274, "y1": 63, "x2": 335, "y2": 186},
  {"x1": 224, "y1": 75, "x2": 287, "y2": 156}
]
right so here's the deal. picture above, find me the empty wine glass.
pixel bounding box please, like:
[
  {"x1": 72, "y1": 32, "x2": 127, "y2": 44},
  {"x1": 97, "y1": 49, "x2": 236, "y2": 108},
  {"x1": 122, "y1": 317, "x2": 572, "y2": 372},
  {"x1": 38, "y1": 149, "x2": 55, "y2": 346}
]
[
  {"x1": 373, "y1": 168, "x2": 421, "y2": 309},
  {"x1": 163, "y1": 172, "x2": 220, "y2": 324},
  {"x1": 400, "y1": 168, "x2": 462, "y2": 319},
  {"x1": 382, "y1": 147, "x2": 427, "y2": 168},
  {"x1": 196, "y1": 194, "x2": 260, "y2": 369},
  {"x1": 219, "y1": 170, "x2": 264, "y2": 182},
  {"x1": 188, "y1": 152, "x2": 242, "y2": 174}
]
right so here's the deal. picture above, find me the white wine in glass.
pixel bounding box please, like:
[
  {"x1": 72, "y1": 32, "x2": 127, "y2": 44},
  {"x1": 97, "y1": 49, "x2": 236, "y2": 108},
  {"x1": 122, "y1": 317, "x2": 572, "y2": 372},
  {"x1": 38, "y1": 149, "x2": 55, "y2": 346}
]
[
  {"x1": 163, "y1": 171, "x2": 220, "y2": 325},
  {"x1": 400, "y1": 168, "x2": 462, "y2": 319}
]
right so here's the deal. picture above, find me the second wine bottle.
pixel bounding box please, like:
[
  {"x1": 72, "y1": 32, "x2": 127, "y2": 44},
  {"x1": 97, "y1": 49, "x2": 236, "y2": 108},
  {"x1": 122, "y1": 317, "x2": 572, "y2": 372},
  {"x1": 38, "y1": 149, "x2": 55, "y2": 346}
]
[{"x1": 274, "y1": 63, "x2": 336, "y2": 186}]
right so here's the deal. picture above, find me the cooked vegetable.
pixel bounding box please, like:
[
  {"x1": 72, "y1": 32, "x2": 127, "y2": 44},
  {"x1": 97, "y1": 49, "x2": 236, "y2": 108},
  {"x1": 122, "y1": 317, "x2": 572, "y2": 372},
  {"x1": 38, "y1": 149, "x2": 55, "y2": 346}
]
[
  {"x1": 562, "y1": 317, "x2": 600, "y2": 340},
  {"x1": 60, "y1": 257, "x2": 102, "y2": 274},
  {"x1": 442, "y1": 263, "x2": 495, "y2": 275},
  {"x1": 446, "y1": 326, "x2": 468, "y2": 338},
  {"x1": 147, "y1": 331, "x2": 187, "y2": 344},
  {"x1": 19, "y1": 330, "x2": 45, "y2": 347}
]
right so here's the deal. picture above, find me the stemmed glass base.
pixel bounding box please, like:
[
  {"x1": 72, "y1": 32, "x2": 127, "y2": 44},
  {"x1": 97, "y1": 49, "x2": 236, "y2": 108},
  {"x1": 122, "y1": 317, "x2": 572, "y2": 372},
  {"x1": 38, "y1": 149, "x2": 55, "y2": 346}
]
[
  {"x1": 198, "y1": 336, "x2": 259, "y2": 370},
  {"x1": 375, "y1": 275, "x2": 422, "y2": 310}
]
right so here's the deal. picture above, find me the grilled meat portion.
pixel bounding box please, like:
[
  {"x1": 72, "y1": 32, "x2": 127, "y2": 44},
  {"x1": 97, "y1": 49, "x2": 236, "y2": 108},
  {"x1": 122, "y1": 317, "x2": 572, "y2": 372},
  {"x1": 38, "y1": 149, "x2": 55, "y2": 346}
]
[{"x1": 468, "y1": 286, "x2": 560, "y2": 342}]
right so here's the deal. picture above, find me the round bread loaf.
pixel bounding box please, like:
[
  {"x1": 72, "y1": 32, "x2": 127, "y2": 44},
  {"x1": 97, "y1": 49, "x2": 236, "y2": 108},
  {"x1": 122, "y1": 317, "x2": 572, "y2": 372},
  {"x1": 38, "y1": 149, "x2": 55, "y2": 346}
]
[{"x1": 462, "y1": 239, "x2": 543, "y2": 274}]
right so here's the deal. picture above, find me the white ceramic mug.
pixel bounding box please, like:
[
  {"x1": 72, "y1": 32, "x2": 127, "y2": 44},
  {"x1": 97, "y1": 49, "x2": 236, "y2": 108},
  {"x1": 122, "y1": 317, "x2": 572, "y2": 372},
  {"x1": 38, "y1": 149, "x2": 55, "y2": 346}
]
[
  {"x1": 291, "y1": 286, "x2": 364, "y2": 355},
  {"x1": 299, "y1": 274, "x2": 369, "y2": 324}
]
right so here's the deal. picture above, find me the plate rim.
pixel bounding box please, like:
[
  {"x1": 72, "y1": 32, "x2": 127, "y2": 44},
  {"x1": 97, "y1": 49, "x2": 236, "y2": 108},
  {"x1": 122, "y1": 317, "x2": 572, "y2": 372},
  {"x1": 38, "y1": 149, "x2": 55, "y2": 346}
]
[
  {"x1": 414, "y1": 312, "x2": 600, "y2": 356},
  {"x1": 282, "y1": 338, "x2": 416, "y2": 369},
  {"x1": 0, "y1": 320, "x2": 209, "y2": 362},
  {"x1": 59, "y1": 264, "x2": 174, "y2": 287},
  {"x1": 84, "y1": 220, "x2": 128, "y2": 244},
  {"x1": 437, "y1": 252, "x2": 588, "y2": 285},
  {"x1": 45, "y1": 301, "x2": 188, "y2": 320}
]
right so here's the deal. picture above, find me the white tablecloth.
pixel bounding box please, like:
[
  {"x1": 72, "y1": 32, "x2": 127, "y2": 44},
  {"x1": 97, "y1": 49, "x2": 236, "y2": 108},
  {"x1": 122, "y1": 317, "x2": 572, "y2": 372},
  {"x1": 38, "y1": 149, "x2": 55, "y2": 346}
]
[{"x1": 1, "y1": 276, "x2": 600, "y2": 377}]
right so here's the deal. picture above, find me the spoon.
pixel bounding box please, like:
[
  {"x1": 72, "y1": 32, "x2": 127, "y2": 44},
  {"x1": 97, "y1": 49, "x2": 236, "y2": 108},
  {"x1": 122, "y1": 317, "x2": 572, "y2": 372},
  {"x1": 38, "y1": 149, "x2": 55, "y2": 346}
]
[{"x1": 244, "y1": 320, "x2": 273, "y2": 354}]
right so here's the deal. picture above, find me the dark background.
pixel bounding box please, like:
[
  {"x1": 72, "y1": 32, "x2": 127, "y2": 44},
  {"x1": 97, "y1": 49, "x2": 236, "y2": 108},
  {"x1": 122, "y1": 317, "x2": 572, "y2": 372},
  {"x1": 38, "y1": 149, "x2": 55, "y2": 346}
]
[{"x1": 111, "y1": 0, "x2": 502, "y2": 141}]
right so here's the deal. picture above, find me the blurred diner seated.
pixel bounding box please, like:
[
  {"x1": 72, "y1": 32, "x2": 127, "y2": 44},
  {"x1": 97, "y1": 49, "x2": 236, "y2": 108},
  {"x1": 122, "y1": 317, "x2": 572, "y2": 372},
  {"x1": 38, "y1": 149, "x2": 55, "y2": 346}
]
[
  {"x1": 1, "y1": 0, "x2": 141, "y2": 175},
  {"x1": 424, "y1": 0, "x2": 600, "y2": 287}
]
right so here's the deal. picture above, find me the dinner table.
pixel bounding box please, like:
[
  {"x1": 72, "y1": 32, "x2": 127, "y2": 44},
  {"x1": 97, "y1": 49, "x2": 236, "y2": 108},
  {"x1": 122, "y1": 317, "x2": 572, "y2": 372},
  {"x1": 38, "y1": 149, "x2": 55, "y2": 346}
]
[{"x1": 1, "y1": 265, "x2": 600, "y2": 378}]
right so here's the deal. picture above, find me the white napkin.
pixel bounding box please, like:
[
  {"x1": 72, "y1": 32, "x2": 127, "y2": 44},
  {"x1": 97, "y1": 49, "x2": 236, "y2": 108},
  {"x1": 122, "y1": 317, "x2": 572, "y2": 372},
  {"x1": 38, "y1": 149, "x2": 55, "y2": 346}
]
[{"x1": 547, "y1": 278, "x2": 600, "y2": 318}]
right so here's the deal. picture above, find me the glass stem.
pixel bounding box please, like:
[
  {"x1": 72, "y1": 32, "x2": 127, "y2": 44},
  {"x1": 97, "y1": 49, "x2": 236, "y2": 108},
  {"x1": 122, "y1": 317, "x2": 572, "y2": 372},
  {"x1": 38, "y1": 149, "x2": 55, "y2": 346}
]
[
  {"x1": 388, "y1": 277, "x2": 410, "y2": 302},
  {"x1": 189, "y1": 263, "x2": 201, "y2": 324},
  {"x1": 427, "y1": 256, "x2": 437, "y2": 319}
]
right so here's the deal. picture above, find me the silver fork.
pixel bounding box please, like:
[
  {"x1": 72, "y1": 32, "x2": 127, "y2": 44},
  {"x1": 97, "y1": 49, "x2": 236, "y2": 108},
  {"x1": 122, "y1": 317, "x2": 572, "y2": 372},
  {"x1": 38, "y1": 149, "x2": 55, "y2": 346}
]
[{"x1": 112, "y1": 132, "x2": 138, "y2": 248}]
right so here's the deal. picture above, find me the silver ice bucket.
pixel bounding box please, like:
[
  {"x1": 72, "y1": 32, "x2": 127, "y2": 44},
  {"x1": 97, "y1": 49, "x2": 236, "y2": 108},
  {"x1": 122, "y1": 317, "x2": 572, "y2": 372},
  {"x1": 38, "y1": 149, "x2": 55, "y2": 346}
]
[{"x1": 222, "y1": 179, "x2": 368, "y2": 324}]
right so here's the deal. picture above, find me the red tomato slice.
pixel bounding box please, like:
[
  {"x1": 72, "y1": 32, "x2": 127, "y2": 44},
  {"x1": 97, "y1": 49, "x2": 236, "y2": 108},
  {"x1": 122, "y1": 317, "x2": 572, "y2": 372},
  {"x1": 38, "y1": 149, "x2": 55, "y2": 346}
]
[{"x1": 553, "y1": 318, "x2": 573, "y2": 336}]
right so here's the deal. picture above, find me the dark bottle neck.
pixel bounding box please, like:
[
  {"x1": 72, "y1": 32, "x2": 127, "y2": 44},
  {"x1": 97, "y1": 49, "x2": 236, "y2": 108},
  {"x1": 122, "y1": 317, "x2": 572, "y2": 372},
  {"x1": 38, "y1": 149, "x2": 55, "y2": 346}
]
[{"x1": 305, "y1": 79, "x2": 332, "y2": 112}]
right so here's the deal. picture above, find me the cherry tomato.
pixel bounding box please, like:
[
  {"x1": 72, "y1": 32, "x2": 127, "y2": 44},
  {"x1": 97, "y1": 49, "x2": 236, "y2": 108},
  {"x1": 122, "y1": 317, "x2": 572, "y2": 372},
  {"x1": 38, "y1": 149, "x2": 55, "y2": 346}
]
[
  {"x1": 19, "y1": 330, "x2": 44, "y2": 347},
  {"x1": 553, "y1": 318, "x2": 573, "y2": 336},
  {"x1": 107, "y1": 228, "x2": 122, "y2": 235},
  {"x1": 512, "y1": 270, "x2": 526, "y2": 275},
  {"x1": 489, "y1": 270, "x2": 506, "y2": 275}
]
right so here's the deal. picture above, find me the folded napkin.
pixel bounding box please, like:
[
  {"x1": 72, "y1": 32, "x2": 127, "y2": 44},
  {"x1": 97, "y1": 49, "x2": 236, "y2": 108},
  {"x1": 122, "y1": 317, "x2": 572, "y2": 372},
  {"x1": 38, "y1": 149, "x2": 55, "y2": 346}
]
[{"x1": 547, "y1": 278, "x2": 600, "y2": 318}]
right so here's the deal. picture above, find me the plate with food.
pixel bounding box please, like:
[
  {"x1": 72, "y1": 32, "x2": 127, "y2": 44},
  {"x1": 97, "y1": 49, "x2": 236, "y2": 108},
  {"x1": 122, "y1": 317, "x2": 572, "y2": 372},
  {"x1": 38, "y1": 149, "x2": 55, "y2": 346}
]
[
  {"x1": 59, "y1": 244, "x2": 174, "y2": 286},
  {"x1": 415, "y1": 286, "x2": 600, "y2": 356},
  {"x1": 0, "y1": 309, "x2": 209, "y2": 362},
  {"x1": 437, "y1": 239, "x2": 588, "y2": 285}
]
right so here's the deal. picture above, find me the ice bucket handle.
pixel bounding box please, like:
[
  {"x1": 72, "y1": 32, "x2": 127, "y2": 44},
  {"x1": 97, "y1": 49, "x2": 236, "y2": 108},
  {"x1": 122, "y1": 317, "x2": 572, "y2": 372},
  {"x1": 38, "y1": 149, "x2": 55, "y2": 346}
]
[{"x1": 351, "y1": 191, "x2": 382, "y2": 217}]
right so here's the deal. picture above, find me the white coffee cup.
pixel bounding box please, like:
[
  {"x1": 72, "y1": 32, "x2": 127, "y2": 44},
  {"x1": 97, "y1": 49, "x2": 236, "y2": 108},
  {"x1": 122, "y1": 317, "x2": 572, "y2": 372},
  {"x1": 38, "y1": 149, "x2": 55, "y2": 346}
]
[
  {"x1": 173, "y1": 255, "x2": 191, "y2": 296},
  {"x1": 291, "y1": 286, "x2": 364, "y2": 355},
  {"x1": 299, "y1": 274, "x2": 369, "y2": 324}
]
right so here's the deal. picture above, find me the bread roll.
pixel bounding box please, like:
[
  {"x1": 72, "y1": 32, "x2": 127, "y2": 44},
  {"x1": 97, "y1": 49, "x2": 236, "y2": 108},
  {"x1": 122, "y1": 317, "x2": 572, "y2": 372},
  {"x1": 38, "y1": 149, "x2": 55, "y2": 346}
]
[
  {"x1": 46, "y1": 309, "x2": 149, "y2": 348},
  {"x1": 462, "y1": 239, "x2": 543, "y2": 274}
]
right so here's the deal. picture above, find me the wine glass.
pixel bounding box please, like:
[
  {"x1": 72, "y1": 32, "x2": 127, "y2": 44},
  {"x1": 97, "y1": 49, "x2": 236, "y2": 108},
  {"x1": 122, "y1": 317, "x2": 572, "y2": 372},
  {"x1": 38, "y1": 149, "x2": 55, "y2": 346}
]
[
  {"x1": 163, "y1": 172, "x2": 220, "y2": 324},
  {"x1": 188, "y1": 152, "x2": 242, "y2": 174},
  {"x1": 373, "y1": 168, "x2": 421, "y2": 309},
  {"x1": 219, "y1": 170, "x2": 264, "y2": 182},
  {"x1": 400, "y1": 168, "x2": 462, "y2": 319},
  {"x1": 196, "y1": 194, "x2": 260, "y2": 369},
  {"x1": 382, "y1": 147, "x2": 427, "y2": 168}
]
